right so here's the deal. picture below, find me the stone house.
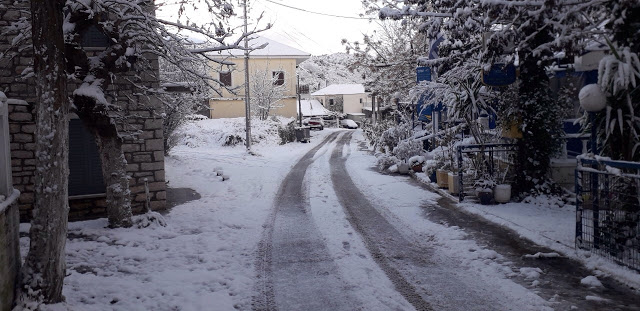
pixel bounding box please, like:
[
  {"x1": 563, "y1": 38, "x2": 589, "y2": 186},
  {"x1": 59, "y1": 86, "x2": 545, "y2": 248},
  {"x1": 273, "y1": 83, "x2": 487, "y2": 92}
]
[
  {"x1": 0, "y1": 8, "x2": 166, "y2": 223},
  {"x1": 208, "y1": 37, "x2": 310, "y2": 119},
  {"x1": 0, "y1": 2, "x2": 167, "y2": 309}
]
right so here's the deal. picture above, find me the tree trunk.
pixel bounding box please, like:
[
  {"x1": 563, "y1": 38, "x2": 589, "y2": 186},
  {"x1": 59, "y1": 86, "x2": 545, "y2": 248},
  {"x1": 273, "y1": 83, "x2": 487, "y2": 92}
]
[
  {"x1": 21, "y1": 0, "x2": 70, "y2": 304},
  {"x1": 74, "y1": 96, "x2": 133, "y2": 228},
  {"x1": 96, "y1": 133, "x2": 133, "y2": 228}
]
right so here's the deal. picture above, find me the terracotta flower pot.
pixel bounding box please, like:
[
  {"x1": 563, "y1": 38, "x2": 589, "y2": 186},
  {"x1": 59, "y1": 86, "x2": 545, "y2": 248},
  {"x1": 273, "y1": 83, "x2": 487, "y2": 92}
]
[{"x1": 412, "y1": 163, "x2": 424, "y2": 173}]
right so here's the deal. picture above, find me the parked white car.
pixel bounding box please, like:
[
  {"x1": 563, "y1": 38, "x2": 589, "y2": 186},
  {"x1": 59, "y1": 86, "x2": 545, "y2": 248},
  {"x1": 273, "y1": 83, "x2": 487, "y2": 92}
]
[{"x1": 340, "y1": 119, "x2": 358, "y2": 129}]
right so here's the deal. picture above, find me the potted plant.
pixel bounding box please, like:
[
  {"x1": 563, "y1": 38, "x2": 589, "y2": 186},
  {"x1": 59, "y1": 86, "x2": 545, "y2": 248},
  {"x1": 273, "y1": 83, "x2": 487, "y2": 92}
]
[
  {"x1": 493, "y1": 157, "x2": 513, "y2": 203},
  {"x1": 424, "y1": 159, "x2": 438, "y2": 183},
  {"x1": 436, "y1": 159, "x2": 450, "y2": 188},
  {"x1": 397, "y1": 161, "x2": 410, "y2": 174},
  {"x1": 448, "y1": 171, "x2": 460, "y2": 194},
  {"x1": 408, "y1": 155, "x2": 426, "y2": 173},
  {"x1": 474, "y1": 176, "x2": 495, "y2": 205}
]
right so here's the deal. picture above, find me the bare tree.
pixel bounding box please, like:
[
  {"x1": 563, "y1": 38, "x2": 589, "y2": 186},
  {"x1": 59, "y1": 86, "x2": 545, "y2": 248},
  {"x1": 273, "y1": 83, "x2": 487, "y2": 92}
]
[
  {"x1": 17, "y1": 0, "x2": 69, "y2": 305},
  {"x1": 250, "y1": 68, "x2": 286, "y2": 120}
]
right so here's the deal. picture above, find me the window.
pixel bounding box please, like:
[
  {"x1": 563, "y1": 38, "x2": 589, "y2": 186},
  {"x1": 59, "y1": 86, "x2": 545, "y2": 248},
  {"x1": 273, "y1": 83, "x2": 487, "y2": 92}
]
[
  {"x1": 220, "y1": 72, "x2": 232, "y2": 86},
  {"x1": 329, "y1": 99, "x2": 334, "y2": 106},
  {"x1": 359, "y1": 98, "x2": 363, "y2": 104},
  {"x1": 272, "y1": 71, "x2": 285, "y2": 86},
  {"x1": 81, "y1": 25, "x2": 110, "y2": 48},
  {"x1": 68, "y1": 119, "x2": 105, "y2": 196}
]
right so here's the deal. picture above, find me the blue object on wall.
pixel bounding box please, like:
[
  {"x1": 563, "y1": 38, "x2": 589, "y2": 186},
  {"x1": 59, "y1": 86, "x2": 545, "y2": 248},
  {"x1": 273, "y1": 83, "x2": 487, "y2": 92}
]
[
  {"x1": 417, "y1": 67, "x2": 431, "y2": 82},
  {"x1": 482, "y1": 63, "x2": 516, "y2": 87},
  {"x1": 416, "y1": 92, "x2": 433, "y2": 122}
]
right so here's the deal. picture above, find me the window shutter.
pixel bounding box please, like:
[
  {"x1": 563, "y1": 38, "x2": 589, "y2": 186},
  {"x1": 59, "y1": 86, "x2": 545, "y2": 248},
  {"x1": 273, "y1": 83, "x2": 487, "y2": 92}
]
[{"x1": 68, "y1": 119, "x2": 105, "y2": 196}]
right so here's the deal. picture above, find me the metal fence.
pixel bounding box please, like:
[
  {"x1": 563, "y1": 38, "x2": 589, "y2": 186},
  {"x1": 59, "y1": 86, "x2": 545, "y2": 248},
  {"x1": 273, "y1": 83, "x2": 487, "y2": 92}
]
[
  {"x1": 456, "y1": 143, "x2": 518, "y2": 202},
  {"x1": 576, "y1": 157, "x2": 640, "y2": 271}
]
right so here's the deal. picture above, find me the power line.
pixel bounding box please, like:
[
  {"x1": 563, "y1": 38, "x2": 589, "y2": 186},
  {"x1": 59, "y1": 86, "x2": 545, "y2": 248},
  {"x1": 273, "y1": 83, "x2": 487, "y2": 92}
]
[{"x1": 262, "y1": 0, "x2": 373, "y2": 20}]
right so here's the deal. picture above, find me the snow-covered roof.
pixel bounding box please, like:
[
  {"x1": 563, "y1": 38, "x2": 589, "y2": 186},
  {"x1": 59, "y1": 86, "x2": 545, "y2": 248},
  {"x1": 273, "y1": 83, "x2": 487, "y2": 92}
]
[
  {"x1": 297, "y1": 99, "x2": 332, "y2": 117},
  {"x1": 311, "y1": 84, "x2": 366, "y2": 96},
  {"x1": 213, "y1": 37, "x2": 310, "y2": 64}
]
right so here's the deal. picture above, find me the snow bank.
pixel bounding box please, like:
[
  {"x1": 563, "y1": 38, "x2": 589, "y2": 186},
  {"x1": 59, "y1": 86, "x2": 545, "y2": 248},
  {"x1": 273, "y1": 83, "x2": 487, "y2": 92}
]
[{"x1": 171, "y1": 117, "x2": 294, "y2": 149}]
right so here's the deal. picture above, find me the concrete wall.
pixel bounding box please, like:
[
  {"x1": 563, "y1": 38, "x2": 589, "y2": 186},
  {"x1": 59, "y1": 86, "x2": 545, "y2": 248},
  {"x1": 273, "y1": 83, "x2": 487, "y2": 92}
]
[
  {"x1": 550, "y1": 159, "x2": 577, "y2": 192},
  {"x1": 209, "y1": 57, "x2": 298, "y2": 119},
  {"x1": 343, "y1": 93, "x2": 368, "y2": 114},
  {"x1": 209, "y1": 97, "x2": 297, "y2": 119},
  {"x1": 0, "y1": 203, "x2": 19, "y2": 311}
]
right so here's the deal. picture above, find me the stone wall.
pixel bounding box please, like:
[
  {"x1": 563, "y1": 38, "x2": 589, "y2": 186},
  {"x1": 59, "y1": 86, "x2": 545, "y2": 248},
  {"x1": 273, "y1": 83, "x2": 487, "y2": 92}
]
[
  {"x1": 0, "y1": 203, "x2": 20, "y2": 311},
  {"x1": 0, "y1": 1, "x2": 166, "y2": 221}
]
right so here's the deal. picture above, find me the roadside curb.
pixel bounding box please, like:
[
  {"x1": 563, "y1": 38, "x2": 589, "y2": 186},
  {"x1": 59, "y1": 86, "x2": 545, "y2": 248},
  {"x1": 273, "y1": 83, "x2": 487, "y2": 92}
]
[{"x1": 407, "y1": 170, "x2": 461, "y2": 202}]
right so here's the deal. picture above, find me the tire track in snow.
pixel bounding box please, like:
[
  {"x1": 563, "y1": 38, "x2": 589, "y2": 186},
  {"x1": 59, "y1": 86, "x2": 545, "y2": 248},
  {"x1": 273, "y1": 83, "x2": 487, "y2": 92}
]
[
  {"x1": 331, "y1": 132, "x2": 523, "y2": 311},
  {"x1": 253, "y1": 131, "x2": 360, "y2": 311},
  {"x1": 329, "y1": 132, "x2": 434, "y2": 311}
]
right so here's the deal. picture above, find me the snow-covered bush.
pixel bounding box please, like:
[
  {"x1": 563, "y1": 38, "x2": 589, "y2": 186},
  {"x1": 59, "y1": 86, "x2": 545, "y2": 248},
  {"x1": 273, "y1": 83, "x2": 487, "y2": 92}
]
[
  {"x1": 392, "y1": 139, "x2": 423, "y2": 162},
  {"x1": 277, "y1": 120, "x2": 297, "y2": 145},
  {"x1": 594, "y1": 46, "x2": 640, "y2": 161},
  {"x1": 375, "y1": 154, "x2": 399, "y2": 172}
]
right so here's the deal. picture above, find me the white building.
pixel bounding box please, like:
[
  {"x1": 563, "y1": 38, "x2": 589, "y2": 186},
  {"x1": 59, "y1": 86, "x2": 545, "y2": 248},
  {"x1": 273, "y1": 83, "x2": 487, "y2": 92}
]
[{"x1": 311, "y1": 84, "x2": 369, "y2": 114}]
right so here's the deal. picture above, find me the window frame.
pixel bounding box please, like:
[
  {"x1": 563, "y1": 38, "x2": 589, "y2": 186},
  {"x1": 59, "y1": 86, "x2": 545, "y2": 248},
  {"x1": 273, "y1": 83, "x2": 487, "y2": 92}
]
[
  {"x1": 272, "y1": 71, "x2": 285, "y2": 86},
  {"x1": 219, "y1": 71, "x2": 232, "y2": 87}
]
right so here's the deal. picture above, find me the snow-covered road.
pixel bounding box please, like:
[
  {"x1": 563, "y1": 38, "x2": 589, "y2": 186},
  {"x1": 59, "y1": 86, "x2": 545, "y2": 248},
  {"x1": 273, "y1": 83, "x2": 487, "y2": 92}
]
[
  {"x1": 256, "y1": 130, "x2": 640, "y2": 310},
  {"x1": 20, "y1": 120, "x2": 640, "y2": 310}
]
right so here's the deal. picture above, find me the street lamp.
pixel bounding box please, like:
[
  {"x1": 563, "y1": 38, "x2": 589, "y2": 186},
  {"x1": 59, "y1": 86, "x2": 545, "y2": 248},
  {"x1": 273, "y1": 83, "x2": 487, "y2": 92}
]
[
  {"x1": 578, "y1": 83, "x2": 607, "y2": 250},
  {"x1": 579, "y1": 84, "x2": 607, "y2": 155}
]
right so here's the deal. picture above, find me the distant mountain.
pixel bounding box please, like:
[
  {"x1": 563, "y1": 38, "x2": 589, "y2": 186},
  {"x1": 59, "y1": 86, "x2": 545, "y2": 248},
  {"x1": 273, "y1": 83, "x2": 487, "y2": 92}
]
[{"x1": 298, "y1": 53, "x2": 366, "y2": 93}]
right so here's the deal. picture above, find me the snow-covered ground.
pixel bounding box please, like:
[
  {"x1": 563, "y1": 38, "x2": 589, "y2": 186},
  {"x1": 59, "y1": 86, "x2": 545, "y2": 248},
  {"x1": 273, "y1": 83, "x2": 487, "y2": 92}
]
[{"x1": 19, "y1": 117, "x2": 639, "y2": 310}]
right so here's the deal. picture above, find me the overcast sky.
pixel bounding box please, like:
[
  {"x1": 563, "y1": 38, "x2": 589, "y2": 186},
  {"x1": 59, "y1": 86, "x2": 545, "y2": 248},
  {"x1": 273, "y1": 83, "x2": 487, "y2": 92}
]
[
  {"x1": 157, "y1": 0, "x2": 378, "y2": 56},
  {"x1": 247, "y1": 0, "x2": 377, "y2": 55}
]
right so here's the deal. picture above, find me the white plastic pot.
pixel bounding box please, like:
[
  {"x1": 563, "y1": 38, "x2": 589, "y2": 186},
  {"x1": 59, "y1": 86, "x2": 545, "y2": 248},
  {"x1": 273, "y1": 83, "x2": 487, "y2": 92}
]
[
  {"x1": 494, "y1": 184, "x2": 512, "y2": 203},
  {"x1": 448, "y1": 172, "x2": 460, "y2": 194},
  {"x1": 398, "y1": 163, "x2": 409, "y2": 175}
]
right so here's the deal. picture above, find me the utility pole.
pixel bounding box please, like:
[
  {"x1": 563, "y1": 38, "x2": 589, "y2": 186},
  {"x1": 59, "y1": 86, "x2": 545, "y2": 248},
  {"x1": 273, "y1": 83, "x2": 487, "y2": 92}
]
[
  {"x1": 297, "y1": 74, "x2": 302, "y2": 126},
  {"x1": 372, "y1": 94, "x2": 376, "y2": 125},
  {"x1": 243, "y1": 0, "x2": 252, "y2": 152}
]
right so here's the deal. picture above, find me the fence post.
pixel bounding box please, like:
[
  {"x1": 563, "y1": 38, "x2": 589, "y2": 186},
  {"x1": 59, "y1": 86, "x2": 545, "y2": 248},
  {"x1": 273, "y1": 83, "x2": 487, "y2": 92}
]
[
  {"x1": 575, "y1": 165, "x2": 582, "y2": 248},
  {"x1": 0, "y1": 98, "x2": 13, "y2": 197},
  {"x1": 458, "y1": 145, "x2": 463, "y2": 202},
  {"x1": 592, "y1": 162, "x2": 600, "y2": 249}
]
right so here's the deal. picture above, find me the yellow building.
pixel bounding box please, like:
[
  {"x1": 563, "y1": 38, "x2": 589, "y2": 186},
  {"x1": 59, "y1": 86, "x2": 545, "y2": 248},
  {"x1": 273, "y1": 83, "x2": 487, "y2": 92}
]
[{"x1": 208, "y1": 37, "x2": 310, "y2": 119}]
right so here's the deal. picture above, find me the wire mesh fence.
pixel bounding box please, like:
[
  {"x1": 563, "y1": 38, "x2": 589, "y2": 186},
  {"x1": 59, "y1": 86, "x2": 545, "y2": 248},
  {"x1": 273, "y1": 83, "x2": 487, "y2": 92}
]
[{"x1": 576, "y1": 158, "x2": 640, "y2": 271}]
